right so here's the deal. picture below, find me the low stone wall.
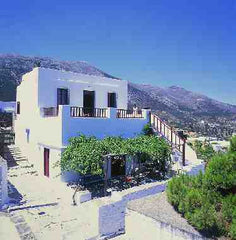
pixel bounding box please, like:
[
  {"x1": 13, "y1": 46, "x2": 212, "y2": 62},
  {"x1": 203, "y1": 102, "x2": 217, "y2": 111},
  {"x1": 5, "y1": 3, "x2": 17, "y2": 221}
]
[
  {"x1": 124, "y1": 210, "x2": 205, "y2": 240},
  {"x1": 0, "y1": 157, "x2": 8, "y2": 208},
  {"x1": 98, "y1": 181, "x2": 167, "y2": 239},
  {"x1": 97, "y1": 159, "x2": 205, "y2": 239}
]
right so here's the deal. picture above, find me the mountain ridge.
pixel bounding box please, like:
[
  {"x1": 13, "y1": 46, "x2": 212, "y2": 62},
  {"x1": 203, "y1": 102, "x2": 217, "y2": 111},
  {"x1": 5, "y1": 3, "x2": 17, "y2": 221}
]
[{"x1": 0, "y1": 54, "x2": 235, "y2": 130}]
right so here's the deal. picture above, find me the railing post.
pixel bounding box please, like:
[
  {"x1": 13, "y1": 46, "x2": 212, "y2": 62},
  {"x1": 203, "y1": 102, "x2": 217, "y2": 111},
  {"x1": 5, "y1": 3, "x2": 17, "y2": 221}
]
[{"x1": 182, "y1": 139, "x2": 186, "y2": 166}]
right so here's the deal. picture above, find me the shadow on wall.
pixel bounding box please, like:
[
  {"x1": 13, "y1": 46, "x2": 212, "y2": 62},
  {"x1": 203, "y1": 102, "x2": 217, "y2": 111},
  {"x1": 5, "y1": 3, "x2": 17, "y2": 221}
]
[{"x1": 7, "y1": 181, "x2": 25, "y2": 205}]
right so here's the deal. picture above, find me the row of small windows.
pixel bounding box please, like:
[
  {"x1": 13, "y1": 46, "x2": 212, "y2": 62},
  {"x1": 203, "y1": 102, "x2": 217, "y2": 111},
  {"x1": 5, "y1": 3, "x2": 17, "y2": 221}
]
[{"x1": 57, "y1": 88, "x2": 117, "y2": 108}]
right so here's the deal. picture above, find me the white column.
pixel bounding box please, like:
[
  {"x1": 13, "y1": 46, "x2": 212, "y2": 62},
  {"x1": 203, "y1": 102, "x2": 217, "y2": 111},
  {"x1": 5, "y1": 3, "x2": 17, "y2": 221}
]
[
  {"x1": 107, "y1": 107, "x2": 117, "y2": 119},
  {"x1": 142, "y1": 108, "x2": 151, "y2": 121}
]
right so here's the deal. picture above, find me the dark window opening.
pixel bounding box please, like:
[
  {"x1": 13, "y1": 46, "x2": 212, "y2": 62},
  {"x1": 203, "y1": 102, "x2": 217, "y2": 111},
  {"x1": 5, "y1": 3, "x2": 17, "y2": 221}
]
[
  {"x1": 17, "y1": 102, "x2": 20, "y2": 114},
  {"x1": 108, "y1": 93, "x2": 117, "y2": 108},
  {"x1": 83, "y1": 90, "x2": 95, "y2": 115},
  {"x1": 111, "y1": 155, "x2": 126, "y2": 177},
  {"x1": 57, "y1": 88, "x2": 69, "y2": 106}
]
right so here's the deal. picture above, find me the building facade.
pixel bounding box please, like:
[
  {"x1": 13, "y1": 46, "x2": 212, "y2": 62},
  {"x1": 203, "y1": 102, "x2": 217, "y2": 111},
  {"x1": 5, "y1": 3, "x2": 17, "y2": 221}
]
[{"x1": 15, "y1": 68, "x2": 150, "y2": 180}]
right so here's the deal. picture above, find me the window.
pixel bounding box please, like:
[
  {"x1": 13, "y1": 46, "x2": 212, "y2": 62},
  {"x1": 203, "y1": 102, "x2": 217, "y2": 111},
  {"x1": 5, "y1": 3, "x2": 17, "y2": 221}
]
[
  {"x1": 17, "y1": 102, "x2": 20, "y2": 114},
  {"x1": 108, "y1": 93, "x2": 117, "y2": 108},
  {"x1": 57, "y1": 88, "x2": 69, "y2": 105}
]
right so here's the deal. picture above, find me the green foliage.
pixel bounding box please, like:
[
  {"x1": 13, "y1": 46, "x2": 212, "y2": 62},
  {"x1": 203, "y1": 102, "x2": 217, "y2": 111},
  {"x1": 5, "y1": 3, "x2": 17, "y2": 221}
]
[
  {"x1": 204, "y1": 152, "x2": 236, "y2": 192},
  {"x1": 230, "y1": 218, "x2": 236, "y2": 239},
  {"x1": 188, "y1": 202, "x2": 218, "y2": 232},
  {"x1": 193, "y1": 140, "x2": 216, "y2": 162},
  {"x1": 167, "y1": 136, "x2": 236, "y2": 239},
  {"x1": 222, "y1": 195, "x2": 236, "y2": 223},
  {"x1": 61, "y1": 134, "x2": 171, "y2": 177},
  {"x1": 142, "y1": 123, "x2": 153, "y2": 136},
  {"x1": 60, "y1": 135, "x2": 105, "y2": 176},
  {"x1": 230, "y1": 135, "x2": 236, "y2": 153}
]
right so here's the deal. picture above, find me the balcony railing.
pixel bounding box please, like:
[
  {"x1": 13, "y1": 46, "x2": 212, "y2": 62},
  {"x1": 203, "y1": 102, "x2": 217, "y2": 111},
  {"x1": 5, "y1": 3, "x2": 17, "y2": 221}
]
[
  {"x1": 42, "y1": 107, "x2": 58, "y2": 117},
  {"x1": 116, "y1": 109, "x2": 143, "y2": 118},
  {"x1": 150, "y1": 113, "x2": 186, "y2": 165},
  {"x1": 70, "y1": 107, "x2": 108, "y2": 118}
]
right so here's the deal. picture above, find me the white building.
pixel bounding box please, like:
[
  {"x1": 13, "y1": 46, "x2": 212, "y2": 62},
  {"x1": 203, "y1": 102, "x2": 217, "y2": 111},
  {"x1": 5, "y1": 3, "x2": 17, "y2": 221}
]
[{"x1": 15, "y1": 67, "x2": 150, "y2": 180}]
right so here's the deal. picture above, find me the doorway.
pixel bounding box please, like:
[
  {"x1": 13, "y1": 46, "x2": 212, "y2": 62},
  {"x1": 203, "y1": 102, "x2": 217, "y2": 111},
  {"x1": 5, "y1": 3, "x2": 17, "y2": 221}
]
[
  {"x1": 111, "y1": 155, "x2": 126, "y2": 177},
  {"x1": 108, "y1": 92, "x2": 117, "y2": 108},
  {"x1": 44, "y1": 148, "x2": 50, "y2": 177},
  {"x1": 83, "y1": 90, "x2": 95, "y2": 116}
]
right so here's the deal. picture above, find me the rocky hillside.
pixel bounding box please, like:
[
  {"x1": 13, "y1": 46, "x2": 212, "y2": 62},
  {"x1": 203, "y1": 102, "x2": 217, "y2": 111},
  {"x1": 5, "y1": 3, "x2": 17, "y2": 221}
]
[
  {"x1": 129, "y1": 83, "x2": 236, "y2": 116},
  {"x1": 0, "y1": 54, "x2": 236, "y2": 130},
  {"x1": 0, "y1": 54, "x2": 117, "y2": 101}
]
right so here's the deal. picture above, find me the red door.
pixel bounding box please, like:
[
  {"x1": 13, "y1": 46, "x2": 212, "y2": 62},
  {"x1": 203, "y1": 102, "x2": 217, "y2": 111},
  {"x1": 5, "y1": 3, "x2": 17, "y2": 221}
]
[{"x1": 44, "y1": 148, "x2": 50, "y2": 177}]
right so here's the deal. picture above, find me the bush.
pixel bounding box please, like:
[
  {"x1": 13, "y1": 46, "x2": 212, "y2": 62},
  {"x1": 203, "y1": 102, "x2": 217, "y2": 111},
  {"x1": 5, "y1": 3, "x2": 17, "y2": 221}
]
[
  {"x1": 167, "y1": 136, "x2": 236, "y2": 238},
  {"x1": 230, "y1": 218, "x2": 236, "y2": 239},
  {"x1": 204, "y1": 152, "x2": 236, "y2": 192},
  {"x1": 188, "y1": 202, "x2": 217, "y2": 232},
  {"x1": 142, "y1": 123, "x2": 153, "y2": 136},
  {"x1": 222, "y1": 194, "x2": 236, "y2": 223},
  {"x1": 167, "y1": 174, "x2": 190, "y2": 210}
]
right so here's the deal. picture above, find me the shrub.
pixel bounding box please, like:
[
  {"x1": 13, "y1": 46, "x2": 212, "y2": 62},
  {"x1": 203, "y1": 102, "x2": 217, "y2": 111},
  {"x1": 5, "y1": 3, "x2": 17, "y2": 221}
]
[
  {"x1": 188, "y1": 202, "x2": 217, "y2": 232},
  {"x1": 142, "y1": 123, "x2": 153, "y2": 136},
  {"x1": 183, "y1": 188, "x2": 203, "y2": 214},
  {"x1": 222, "y1": 194, "x2": 236, "y2": 223},
  {"x1": 167, "y1": 136, "x2": 236, "y2": 238},
  {"x1": 167, "y1": 174, "x2": 190, "y2": 210},
  {"x1": 230, "y1": 218, "x2": 236, "y2": 239},
  {"x1": 204, "y1": 152, "x2": 236, "y2": 192}
]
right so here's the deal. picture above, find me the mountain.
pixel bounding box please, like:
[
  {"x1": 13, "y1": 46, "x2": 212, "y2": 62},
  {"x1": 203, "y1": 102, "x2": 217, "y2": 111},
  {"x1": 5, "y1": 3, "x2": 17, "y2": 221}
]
[
  {"x1": 129, "y1": 83, "x2": 236, "y2": 116},
  {"x1": 129, "y1": 83, "x2": 236, "y2": 127},
  {"x1": 0, "y1": 54, "x2": 117, "y2": 101},
  {"x1": 0, "y1": 54, "x2": 235, "y2": 131}
]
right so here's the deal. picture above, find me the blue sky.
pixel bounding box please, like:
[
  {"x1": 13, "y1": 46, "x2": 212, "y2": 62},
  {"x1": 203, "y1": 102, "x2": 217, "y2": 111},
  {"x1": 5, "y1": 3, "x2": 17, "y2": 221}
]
[{"x1": 1, "y1": 0, "x2": 236, "y2": 104}]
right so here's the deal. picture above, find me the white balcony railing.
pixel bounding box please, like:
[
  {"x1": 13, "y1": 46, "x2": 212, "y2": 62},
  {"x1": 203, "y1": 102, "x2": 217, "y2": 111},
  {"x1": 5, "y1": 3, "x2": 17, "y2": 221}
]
[{"x1": 40, "y1": 106, "x2": 148, "y2": 120}]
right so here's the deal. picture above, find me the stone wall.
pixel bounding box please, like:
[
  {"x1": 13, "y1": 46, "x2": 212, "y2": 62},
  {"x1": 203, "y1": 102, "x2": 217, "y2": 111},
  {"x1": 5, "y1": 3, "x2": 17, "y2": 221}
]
[
  {"x1": 124, "y1": 210, "x2": 205, "y2": 240},
  {"x1": 97, "y1": 158, "x2": 205, "y2": 239},
  {"x1": 98, "y1": 181, "x2": 167, "y2": 239}
]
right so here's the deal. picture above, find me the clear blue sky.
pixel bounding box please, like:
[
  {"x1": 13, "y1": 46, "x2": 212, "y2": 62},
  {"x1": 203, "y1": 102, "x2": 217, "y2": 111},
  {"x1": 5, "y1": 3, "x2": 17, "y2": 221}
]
[{"x1": 1, "y1": 0, "x2": 236, "y2": 104}]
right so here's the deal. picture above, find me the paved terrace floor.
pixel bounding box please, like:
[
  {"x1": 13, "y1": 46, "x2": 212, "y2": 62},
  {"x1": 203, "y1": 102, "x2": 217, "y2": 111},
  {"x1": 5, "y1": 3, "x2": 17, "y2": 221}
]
[{"x1": 3, "y1": 145, "x2": 100, "y2": 240}]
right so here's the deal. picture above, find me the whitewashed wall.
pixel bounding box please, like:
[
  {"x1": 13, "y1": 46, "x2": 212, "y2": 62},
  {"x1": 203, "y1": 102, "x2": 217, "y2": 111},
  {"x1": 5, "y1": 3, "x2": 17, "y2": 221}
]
[
  {"x1": 37, "y1": 68, "x2": 127, "y2": 109},
  {"x1": 0, "y1": 158, "x2": 8, "y2": 208},
  {"x1": 98, "y1": 181, "x2": 167, "y2": 238},
  {"x1": 61, "y1": 107, "x2": 150, "y2": 145},
  {"x1": 124, "y1": 210, "x2": 204, "y2": 240}
]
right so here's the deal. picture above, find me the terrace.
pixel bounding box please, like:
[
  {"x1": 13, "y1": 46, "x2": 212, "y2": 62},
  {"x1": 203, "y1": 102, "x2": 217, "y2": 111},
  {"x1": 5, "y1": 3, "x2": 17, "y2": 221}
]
[
  {"x1": 39, "y1": 106, "x2": 150, "y2": 146},
  {"x1": 40, "y1": 106, "x2": 144, "y2": 119}
]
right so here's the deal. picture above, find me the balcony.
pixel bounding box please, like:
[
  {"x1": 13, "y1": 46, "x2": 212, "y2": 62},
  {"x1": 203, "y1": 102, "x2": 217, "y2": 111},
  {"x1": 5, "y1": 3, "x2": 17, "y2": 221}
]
[
  {"x1": 40, "y1": 106, "x2": 146, "y2": 119},
  {"x1": 41, "y1": 107, "x2": 58, "y2": 117},
  {"x1": 39, "y1": 105, "x2": 151, "y2": 145},
  {"x1": 70, "y1": 107, "x2": 108, "y2": 118},
  {"x1": 116, "y1": 109, "x2": 143, "y2": 118}
]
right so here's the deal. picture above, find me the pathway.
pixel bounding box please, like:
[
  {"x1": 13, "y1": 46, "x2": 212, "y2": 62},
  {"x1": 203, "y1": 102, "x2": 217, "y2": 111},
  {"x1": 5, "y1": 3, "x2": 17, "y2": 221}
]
[{"x1": 5, "y1": 145, "x2": 100, "y2": 240}]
